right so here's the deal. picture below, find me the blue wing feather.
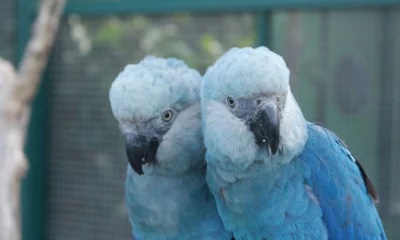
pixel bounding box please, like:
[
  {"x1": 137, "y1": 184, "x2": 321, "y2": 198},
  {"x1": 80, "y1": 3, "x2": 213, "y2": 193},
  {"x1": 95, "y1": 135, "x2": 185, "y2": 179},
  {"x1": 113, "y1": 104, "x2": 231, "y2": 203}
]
[{"x1": 298, "y1": 122, "x2": 386, "y2": 239}]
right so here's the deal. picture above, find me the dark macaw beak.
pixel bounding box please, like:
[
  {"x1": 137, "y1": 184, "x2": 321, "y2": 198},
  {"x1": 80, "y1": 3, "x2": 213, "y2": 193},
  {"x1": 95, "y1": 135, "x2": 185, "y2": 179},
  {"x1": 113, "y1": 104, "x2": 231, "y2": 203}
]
[
  {"x1": 249, "y1": 105, "x2": 280, "y2": 155},
  {"x1": 124, "y1": 133, "x2": 159, "y2": 175}
]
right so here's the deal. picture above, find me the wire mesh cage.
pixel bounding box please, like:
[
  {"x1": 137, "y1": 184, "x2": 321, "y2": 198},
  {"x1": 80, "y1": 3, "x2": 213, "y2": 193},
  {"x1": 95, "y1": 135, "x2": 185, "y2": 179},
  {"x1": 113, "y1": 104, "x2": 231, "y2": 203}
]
[{"x1": 0, "y1": 0, "x2": 16, "y2": 63}]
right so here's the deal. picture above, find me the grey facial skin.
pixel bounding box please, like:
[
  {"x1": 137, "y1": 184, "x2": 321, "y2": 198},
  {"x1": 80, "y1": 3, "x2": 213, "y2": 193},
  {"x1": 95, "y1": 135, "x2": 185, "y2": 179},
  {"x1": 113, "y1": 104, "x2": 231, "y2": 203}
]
[
  {"x1": 124, "y1": 109, "x2": 177, "y2": 175},
  {"x1": 226, "y1": 93, "x2": 286, "y2": 155}
]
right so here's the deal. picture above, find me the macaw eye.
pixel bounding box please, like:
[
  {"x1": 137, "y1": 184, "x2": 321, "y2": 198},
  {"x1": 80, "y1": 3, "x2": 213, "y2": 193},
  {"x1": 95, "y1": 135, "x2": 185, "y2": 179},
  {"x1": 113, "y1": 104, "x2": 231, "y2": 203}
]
[
  {"x1": 162, "y1": 110, "x2": 173, "y2": 122},
  {"x1": 226, "y1": 96, "x2": 236, "y2": 109}
]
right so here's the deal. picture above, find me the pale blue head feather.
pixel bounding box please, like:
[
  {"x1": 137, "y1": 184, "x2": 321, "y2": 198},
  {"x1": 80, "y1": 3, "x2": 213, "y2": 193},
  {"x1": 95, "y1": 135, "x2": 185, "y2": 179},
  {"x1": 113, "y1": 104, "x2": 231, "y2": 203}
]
[
  {"x1": 201, "y1": 46, "x2": 307, "y2": 172},
  {"x1": 110, "y1": 56, "x2": 201, "y2": 122},
  {"x1": 202, "y1": 46, "x2": 289, "y2": 101},
  {"x1": 109, "y1": 56, "x2": 204, "y2": 175}
]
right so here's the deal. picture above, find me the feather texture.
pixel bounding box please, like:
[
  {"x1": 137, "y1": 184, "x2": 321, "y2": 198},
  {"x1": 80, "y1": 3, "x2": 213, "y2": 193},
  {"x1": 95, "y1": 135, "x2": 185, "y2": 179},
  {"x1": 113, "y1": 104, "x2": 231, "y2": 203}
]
[{"x1": 299, "y1": 123, "x2": 386, "y2": 239}]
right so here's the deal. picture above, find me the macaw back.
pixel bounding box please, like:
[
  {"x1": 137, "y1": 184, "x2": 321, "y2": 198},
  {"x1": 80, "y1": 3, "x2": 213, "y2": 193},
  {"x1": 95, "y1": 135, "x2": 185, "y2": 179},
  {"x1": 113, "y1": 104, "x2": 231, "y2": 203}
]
[
  {"x1": 126, "y1": 167, "x2": 232, "y2": 240},
  {"x1": 299, "y1": 123, "x2": 386, "y2": 239},
  {"x1": 206, "y1": 122, "x2": 386, "y2": 239}
]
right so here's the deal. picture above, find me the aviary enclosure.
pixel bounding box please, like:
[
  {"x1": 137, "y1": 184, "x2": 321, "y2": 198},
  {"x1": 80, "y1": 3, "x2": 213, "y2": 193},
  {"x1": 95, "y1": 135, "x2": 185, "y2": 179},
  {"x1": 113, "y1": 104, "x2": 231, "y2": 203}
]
[{"x1": 1, "y1": 0, "x2": 399, "y2": 239}]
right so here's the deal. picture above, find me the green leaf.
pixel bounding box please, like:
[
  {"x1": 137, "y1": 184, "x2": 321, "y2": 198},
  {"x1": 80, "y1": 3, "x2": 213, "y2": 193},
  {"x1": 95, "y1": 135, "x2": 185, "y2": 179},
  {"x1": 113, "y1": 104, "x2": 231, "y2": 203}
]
[{"x1": 95, "y1": 18, "x2": 124, "y2": 45}]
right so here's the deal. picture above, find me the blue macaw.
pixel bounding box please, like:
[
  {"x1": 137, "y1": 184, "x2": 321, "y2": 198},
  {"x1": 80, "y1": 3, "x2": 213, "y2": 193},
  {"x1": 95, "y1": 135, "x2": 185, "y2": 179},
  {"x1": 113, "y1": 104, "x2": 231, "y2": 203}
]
[
  {"x1": 109, "y1": 56, "x2": 232, "y2": 240},
  {"x1": 201, "y1": 47, "x2": 386, "y2": 239}
]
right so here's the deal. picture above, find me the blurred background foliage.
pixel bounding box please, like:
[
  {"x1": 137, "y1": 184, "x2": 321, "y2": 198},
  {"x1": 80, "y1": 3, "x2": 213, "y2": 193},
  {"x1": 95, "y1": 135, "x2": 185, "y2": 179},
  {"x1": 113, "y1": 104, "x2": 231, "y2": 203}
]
[{"x1": 67, "y1": 13, "x2": 255, "y2": 73}]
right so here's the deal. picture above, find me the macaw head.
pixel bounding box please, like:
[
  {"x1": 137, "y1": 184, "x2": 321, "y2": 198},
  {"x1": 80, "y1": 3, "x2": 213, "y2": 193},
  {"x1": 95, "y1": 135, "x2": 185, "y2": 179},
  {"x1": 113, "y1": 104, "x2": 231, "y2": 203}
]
[
  {"x1": 201, "y1": 47, "x2": 308, "y2": 170},
  {"x1": 110, "y1": 56, "x2": 205, "y2": 176}
]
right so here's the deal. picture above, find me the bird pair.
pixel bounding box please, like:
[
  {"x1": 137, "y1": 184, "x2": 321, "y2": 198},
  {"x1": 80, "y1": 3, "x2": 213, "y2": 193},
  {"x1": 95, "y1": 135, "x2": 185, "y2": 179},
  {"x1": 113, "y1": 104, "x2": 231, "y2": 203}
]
[{"x1": 109, "y1": 47, "x2": 386, "y2": 240}]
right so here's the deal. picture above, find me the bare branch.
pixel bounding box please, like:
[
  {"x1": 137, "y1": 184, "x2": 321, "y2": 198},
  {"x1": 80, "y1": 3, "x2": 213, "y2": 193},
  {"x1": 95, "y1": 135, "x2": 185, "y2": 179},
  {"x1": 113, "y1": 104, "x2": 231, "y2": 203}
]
[
  {"x1": 0, "y1": 59, "x2": 27, "y2": 240},
  {"x1": 16, "y1": 0, "x2": 66, "y2": 104}
]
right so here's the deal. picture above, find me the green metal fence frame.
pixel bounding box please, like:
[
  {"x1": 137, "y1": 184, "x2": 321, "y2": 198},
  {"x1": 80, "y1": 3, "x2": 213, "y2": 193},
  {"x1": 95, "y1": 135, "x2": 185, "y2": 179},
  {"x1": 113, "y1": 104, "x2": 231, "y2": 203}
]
[{"x1": 17, "y1": 1, "x2": 399, "y2": 240}]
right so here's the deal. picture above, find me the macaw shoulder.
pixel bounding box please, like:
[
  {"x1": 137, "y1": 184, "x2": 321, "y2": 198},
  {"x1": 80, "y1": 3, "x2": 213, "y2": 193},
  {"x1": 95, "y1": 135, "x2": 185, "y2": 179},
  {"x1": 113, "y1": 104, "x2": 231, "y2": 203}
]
[
  {"x1": 298, "y1": 122, "x2": 379, "y2": 203},
  {"x1": 295, "y1": 122, "x2": 386, "y2": 238}
]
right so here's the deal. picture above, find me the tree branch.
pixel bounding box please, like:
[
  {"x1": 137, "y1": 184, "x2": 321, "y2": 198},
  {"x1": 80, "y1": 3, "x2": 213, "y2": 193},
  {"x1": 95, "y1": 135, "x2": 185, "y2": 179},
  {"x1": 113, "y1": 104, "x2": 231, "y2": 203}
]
[{"x1": 16, "y1": 0, "x2": 66, "y2": 104}]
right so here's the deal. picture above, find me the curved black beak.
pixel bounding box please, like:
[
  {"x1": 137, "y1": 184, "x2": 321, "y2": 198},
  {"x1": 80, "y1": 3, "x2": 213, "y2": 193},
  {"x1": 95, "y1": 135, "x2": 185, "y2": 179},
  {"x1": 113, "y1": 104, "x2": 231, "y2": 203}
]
[
  {"x1": 125, "y1": 133, "x2": 159, "y2": 175},
  {"x1": 249, "y1": 105, "x2": 280, "y2": 155}
]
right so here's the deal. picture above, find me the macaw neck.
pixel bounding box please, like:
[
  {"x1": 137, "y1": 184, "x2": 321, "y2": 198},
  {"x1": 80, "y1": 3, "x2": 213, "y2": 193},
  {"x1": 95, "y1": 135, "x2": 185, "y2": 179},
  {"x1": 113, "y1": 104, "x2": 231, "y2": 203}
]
[
  {"x1": 207, "y1": 158, "x2": 326, "y2": 239},
  {"x1": 278, "y1": 90, "x2": 308, "y2": 163},
  {"x1": 125, "y1": 167, "x2": 230, "y2": 240}
]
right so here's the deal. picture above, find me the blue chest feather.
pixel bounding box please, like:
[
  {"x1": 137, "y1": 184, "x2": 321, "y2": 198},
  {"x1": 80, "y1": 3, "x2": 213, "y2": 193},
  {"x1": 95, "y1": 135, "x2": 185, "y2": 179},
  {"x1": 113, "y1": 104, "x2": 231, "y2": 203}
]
[
  {"x1": 125, "y1": 167, "x2": 232, "y2": 240},
  {"x1": 206, "y1": 123, "x2": 386, "y2": 240},
  {"x1": 207, "y1": 158, "x2": 326, "y2": 239}
]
